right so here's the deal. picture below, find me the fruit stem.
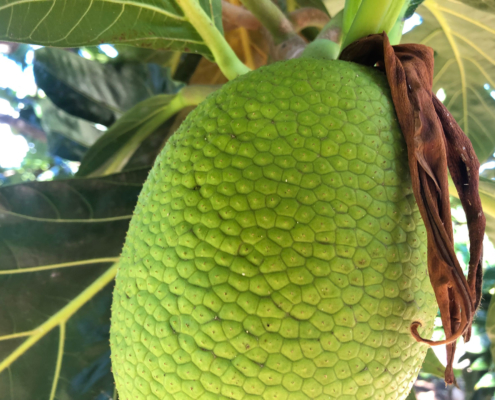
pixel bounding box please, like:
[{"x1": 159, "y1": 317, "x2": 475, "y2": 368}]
[
  {"x1": 299, "y1": 39, "x2": 340, "y2": 60},
  {"x1": 299, "y1": 10, "x2": 342, "y2": 61},
  {"x1": 240, "y1": 0, "x2": 296, "y2": 44},
  {"x1": 341, "y1": 0, "x2": 408, "y2": 51},
  {"x1": 177, "y1": 0, "x2": 250, "y2": 80}
]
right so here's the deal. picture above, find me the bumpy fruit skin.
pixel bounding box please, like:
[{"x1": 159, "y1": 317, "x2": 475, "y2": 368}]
[{"x1": 110, "y1": 59, "x2": 437, "y2": 400}]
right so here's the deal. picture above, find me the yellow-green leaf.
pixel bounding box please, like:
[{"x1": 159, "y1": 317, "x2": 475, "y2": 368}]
[{"x1": 404, "y1": 0, "x2": 495, "y2": 163}]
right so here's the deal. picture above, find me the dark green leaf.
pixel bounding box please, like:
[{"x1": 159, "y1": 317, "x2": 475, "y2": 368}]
[
  {"x1": 404, "y1": 1, "x2": 495, "y2": 163},
  {"x1": 39, "y1": 99, "x2": 104, "y2": 161},
  {"x1": 482, "y1": 267, "x2": 495, "y2": 294},
  {"x1": 0, "y1": 168, "x2": 147, "y2": 400},
  {"x1": 0, "y1": 168, "x2": 146, "y2": 268},
  {"x1": 34, "y1": 47, "x2": 182, "y2": 125},
  {"x1": 405, "y1": 0, "x2": 425, "y2": 19},
  {"x1": 0, "y1": 0, "x2": 223, "y2": 59}
]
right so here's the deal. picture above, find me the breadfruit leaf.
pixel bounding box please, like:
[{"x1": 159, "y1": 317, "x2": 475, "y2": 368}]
[
  {"x1": 404, "y1": 0, "x2": 495, "y2": 163},
  {"x1": 34, "y1": 47, "x2": 183, "y2": 126},
  {"x1": 0, "y1": 0, "x2": 223, "y2": 59},
  {"x1": 39, "y1": 99, "x2": 104, "y2": 152},
  {"x1": 457, "y1": 0, "x2": 495, "y2": 14},
  {"x1": 76, "y1": 85, "x2": 219, "y2": 177},
  {"x1": 0, "y1": 168, "x2": 148, "y2": 399}
]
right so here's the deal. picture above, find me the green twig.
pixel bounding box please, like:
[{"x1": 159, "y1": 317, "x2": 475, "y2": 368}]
[
  {"x1": 177, "y1": 0, "x2": 250, "y2": 79},
  {"x1": 240, "y1": 0, "x2": 295, "y2": 44}
]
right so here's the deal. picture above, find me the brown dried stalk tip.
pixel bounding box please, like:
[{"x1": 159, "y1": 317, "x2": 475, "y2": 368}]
[{"x1": 340, "y1": 33, "x2": 486, "y2": 385}]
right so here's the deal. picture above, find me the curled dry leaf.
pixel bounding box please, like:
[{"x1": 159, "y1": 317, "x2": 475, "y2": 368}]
[{"x1": 340, "y1": 33, "x2": 486, "y2": 384}]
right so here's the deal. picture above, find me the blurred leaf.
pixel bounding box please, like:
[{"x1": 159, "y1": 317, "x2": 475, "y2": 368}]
[
  {"x1": 479, "y1": 177, "x2": 495, "y2": 246},
  {"x1": 475, "y1": 371, "x2": 495, "y2": 390},
  {"x1": 322, "y1": 0, "x2": 345, "y2": 16},
  {"x1": 483, "y1": 268, "x2": 495, "y2": 294},
  {"x1": 76, "y1": 95, "x2": 180, "y2": 177},
  {"x1": 486, "y1": 294, "x2": 495, "y2": 364},
  {"x1": 404, "y1": 0, "x2": 495, "y2": 163},
  {"x1": 113, "y1": 46, "x2": 180, "y2": 67},
  {"x1": 470, "y1": 352, "x2": 491, "y2": 371},
  {"x1": 420, "y1": 348, "x2": 447, "y2": 378},
  {"x1": 0, "y1": 168, "x2": 147, "y2": 399},
  {"x1": 34, "y1": 47, "x2": 182, "y2": 126},
  {"x1": 77, "y1": 86, "x2": 218, "y2": 177},
  {"x1": 39, "y1": 99, "x2": 103, "y2": 161},
  {"x1": 459, "y1": 1, "x2": 495, "y2": 14},
  {"x1": 485, "y1": 213, "x2": 495, "y2": 248},
  {"x1": 405, "y1": 0, "x2": 426, "y2": 18},
  {"x1": 38, "y1": 99, "x2": 103, "y2": 160},
  {"x1": 0, "y1": 0, "x2": 223, "y2": 59},
  {"x1": 450, "y1": 176, "x2": 495, "y2": 248},
  {"x1": 296, "y1": 0, "x2": 330, "y2": 14}
]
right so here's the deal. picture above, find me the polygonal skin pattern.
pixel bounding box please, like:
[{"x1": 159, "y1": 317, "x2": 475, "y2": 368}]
[{"x1": 110, "y1": 59, "x2": 437, "y2": 400}]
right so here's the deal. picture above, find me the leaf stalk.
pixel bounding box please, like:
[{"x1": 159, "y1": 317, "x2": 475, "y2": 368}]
[{"x1": 177, "y1": 0, "x2": 250, "y2": 79}]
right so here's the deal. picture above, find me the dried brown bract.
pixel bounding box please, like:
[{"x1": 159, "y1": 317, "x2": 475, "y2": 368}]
[{"x1": 341, "y1": 33, "x2": 486, "y2": 384}]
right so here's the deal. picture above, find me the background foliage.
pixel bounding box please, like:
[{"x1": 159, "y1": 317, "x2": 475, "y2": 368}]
[{"x1": 0, "y1": 1, "x2": 494, "y2": 399}]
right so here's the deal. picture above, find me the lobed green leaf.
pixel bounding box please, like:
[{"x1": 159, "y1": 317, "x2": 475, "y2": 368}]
[
  {"x1": 404, "y1": 0, "x2": 495, "y2": 164},
  {"x1": 0, "y1": 0, "x2": 223, "y2": 59},
  {"x1": 0, "y1": 169, "x2": 148, "y2": 399}
]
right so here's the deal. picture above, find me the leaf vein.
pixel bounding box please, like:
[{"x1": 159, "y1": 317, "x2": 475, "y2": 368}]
[{"x1": 0, "y1": 209, "x2": 132, "y2": 223}]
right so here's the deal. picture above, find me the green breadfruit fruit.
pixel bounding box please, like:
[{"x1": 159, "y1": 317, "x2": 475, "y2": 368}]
[{"x1": 110, "y1": 58, "x2": 438, "y2": 400}]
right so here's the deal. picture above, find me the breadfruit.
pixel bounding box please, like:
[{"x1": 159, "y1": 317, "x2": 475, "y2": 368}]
[{"x1": 110, "y1": 58, "x2": 437, "y2": 400}]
